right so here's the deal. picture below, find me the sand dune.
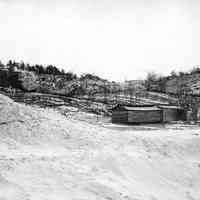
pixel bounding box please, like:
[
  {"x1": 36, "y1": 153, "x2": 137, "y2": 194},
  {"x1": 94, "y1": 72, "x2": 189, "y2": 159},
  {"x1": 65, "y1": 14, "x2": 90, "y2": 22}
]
[{"x1": 0, "y1": 94, "x2": 200, "y2": 200}]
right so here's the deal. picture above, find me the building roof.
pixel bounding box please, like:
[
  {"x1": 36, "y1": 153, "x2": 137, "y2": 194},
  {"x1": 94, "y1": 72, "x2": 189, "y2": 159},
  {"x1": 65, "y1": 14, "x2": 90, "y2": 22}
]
[
  {"x1": 158, "y1": 105, "x2": 183, "y2": 109},
  {"x1": 113, "y1": 105, "x2": 161, "y2": 111},
  {"x1": 123, "y1": 106, "x2": 161, "y2": 111},
  {"x1": 112, "y1": 104, "x2": 184, "y2": 111}
]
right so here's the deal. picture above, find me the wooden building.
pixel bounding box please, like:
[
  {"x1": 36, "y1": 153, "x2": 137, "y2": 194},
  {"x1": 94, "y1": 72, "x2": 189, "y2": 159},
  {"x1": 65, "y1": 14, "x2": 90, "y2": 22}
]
[
  {"x1": 112, "y1": 104, "x2": 186, "y2": 124},
  {"x1": 158, "y1": 105, "x2": 186, "y2": 122},
  {"x1": 112, "y1": 105, "x2": 162, "y2": 124}
]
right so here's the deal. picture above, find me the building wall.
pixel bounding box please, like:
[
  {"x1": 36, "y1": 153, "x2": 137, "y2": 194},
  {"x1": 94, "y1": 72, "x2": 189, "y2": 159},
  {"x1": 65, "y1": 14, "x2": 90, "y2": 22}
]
[
  {"x1": 112, "y1": 108, "x2": 186, "y2": 124},
  {"x1": 9, "y1": 72, "x2": 21, "y2": 89},
  {"x1": 162, "y1": 109, "x2": 178, "y2": 122},
  {"x1": 0, "y1": 70, "x2": 9, "y2": 87},
  {"x1": 112, "y1": 111, "x2": 128, "y2": 123},
  {"x1": 128, "y1": 110, "x2": 162, "y2": 123}
]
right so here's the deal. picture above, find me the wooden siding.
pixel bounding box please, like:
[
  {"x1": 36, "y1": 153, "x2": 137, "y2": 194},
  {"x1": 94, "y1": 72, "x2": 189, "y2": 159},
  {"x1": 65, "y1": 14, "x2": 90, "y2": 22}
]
[
  {"x1": 162, "y1": 109, "x2": 178, "y2": 122},
  {"x1": 128, "y1": 110, "x2": 162, "y2": 123},
  {"x1": 112, "y1": 111, "x2": 128, "y2": 123},
  {"x1": 162, "y1": 108, "x2": 186, "y2": 122},
  {"x1": 112, "y1": 105, "x2": 186, "y2": 124}
]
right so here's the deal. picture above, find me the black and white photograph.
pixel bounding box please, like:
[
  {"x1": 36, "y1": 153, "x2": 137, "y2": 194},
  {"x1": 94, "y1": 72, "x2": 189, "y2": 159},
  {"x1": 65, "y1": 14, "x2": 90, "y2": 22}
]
[{"x1": 0, "y1": 0, "x2": 200, "y2": 199}]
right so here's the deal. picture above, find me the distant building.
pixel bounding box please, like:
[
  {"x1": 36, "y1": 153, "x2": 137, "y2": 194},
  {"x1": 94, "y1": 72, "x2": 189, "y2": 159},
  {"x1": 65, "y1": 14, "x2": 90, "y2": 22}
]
[
  {"x1": 0, "y1": 68, "x2": 38, "y2": 92},
  {"x1": 112, "y1": 104, "x2": 186, "y2": 124},
  {"x1": 112, "y1": 105, "x2": 162, "y2": 124},
  {"x1": 0, "y1": 68, "x2": 9, "y2": 87}
]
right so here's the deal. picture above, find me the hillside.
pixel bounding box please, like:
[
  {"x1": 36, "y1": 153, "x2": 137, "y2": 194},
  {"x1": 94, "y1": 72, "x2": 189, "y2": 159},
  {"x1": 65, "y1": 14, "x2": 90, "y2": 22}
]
[
  {"x1": 0, "y1": 63, "x2": 179, "y2": 109},
  {"x1": 165, "y1": 73, "x2": 200, "y2": 94},
  {"x1": 0, "y1": 94, "x2": 200, "y2": 200},
  {"x1": 0, "y1": 67, "x2": 179, "y2": 115},
  {"x1": 0, "y1": 87, "x2": 178, "y2": 119},
  {"x1": 146, "y1": 70, "x2": 200, "y2": 95}
]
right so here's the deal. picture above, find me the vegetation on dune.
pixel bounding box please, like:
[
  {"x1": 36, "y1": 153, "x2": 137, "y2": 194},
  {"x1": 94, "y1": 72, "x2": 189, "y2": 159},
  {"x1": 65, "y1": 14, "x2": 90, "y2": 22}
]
[
  {"x1": 1, "y1": 59, "x2": 200, "y2": 120},
  {"x1": 145, "y1": 66, "x2": 200, "y2": 94},
  {"x1": 0, "y1": 60, "x2": 107, "y2": 94},
  {"x1": 144, "y1": 68, "x2": 200, "y2": 121},
  {"x1": 2, "y1": 59, "x2": 200, "y2": 96}
]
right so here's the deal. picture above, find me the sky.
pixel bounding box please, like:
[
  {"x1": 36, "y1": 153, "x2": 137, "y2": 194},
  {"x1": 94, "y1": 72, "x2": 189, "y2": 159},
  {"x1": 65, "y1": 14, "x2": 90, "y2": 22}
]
[{"x1": 0, "y1": 0, "x2": 200, "y2": 81}]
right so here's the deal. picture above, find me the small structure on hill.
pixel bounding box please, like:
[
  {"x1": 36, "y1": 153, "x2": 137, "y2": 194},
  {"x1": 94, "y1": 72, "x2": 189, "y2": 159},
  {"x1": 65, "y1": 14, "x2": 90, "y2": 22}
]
[
  {"x1": 0, "y1": 68, "x2": 9, "y2": 87},
  {"x1": 112, "y1": 104, "x2": 186, "y2": 124},
  {"x1": 0, "y1": 67, "x2": 38, "y2": 92}
]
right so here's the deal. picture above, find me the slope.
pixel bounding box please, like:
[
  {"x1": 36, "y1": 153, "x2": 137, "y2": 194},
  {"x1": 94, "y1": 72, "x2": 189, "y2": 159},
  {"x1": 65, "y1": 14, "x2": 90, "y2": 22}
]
[{"x1": 0, "y1": 94, "x2": 200, "y2": 200}]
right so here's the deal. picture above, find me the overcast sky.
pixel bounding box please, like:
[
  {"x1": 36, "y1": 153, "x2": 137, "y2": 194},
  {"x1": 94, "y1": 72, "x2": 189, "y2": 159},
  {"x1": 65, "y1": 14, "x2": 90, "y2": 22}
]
[{"x1": 0, "y1": 0, "x2": 200, "y2": 81}]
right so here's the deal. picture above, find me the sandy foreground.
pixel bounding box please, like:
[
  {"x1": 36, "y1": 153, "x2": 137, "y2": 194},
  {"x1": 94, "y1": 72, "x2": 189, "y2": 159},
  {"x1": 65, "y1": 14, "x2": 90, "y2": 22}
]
[{"x1": 0, "y1": 94, "x2": 200, "y2": 200}]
